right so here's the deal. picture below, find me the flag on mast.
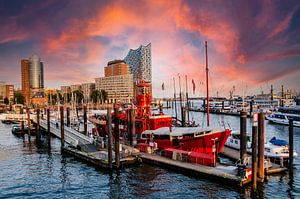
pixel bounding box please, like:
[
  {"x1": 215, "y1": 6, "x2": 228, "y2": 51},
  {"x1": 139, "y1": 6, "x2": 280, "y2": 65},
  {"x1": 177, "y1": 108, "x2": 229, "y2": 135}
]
[
  {"x1": 192, "y1": 79, "x2": 196, "y2": 94},
  {"x1": 162, "y1": 83, "x2": 165, "y2": 91}
]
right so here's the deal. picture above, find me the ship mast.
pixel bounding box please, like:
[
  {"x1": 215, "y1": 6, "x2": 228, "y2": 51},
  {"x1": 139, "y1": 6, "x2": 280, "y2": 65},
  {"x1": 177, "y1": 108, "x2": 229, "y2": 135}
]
[{"x1": 205, "y1": 41, "x2": 210, "y2": 126}]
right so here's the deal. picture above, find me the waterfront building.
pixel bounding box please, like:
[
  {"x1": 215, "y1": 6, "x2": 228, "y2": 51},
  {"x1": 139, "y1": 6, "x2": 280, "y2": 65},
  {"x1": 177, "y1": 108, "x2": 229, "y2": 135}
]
[
  {"x1": 95, "y1": 74, "x2": 133, "y2": 103},
  {"x1": 81, "y1": 83, "x2": 95, "y2": 102},
  {"x1": 70, "y1": 84, "x2": 81, "y2": 92},
  {"x1": 45, "y1": 88, "x2": 57, "y2": 96},
  {"x1": 105, "y1": 60, "x2": 129, "y2": 77},
  {"x1": 124, "y1": 43, "x2": 152, "y2": 84},
  {"x1": 29, "y1": 54, "x2": 44, "y2": 97},
  {"x1": 0, "y1": 81, "x2": 5, "y2": 103},
  {"x1": 21, "y1": 54, "x2": 45, "y2": 105},
  {"x1": 5, "y1": 85, "x2": 14, "y2": 103},
  {"x1": 21, "y1": 59, "x2": 30, "y2": 104},
  {"x1": 61, "y1": 86, "x2": 71, "y2": 95}
]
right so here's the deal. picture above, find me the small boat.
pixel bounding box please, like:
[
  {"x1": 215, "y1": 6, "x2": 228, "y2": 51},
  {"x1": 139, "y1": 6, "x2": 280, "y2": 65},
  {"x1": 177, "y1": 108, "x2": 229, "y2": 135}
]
[
  {"x1": 225, "y1": 131, "x2": 297, "y2": 159},
  {"x1": 11, "y1": 124, "x2": 36, "y2": 137},
  {"x1": 266, "y1": 112, "x2": 300, "y2": 127}
]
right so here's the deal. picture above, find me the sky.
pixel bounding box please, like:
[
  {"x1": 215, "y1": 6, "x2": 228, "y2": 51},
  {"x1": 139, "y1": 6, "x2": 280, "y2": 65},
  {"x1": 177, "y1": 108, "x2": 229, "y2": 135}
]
[{"x1": 0, "y1": 0, "x2": 300, "y2": 98}]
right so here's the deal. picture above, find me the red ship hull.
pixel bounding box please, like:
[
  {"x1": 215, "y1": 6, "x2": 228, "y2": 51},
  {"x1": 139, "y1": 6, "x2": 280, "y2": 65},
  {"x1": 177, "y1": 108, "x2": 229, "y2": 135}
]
[{"x1": 138, "y1": 127, "x2": 231, "y2": 166}]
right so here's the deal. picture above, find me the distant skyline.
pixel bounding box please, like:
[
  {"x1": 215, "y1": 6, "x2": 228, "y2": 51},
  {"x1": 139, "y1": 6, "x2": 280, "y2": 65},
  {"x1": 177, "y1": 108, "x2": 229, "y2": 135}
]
[{"x1": 0, "y1": 0, "x2": 300, "y2": 97}]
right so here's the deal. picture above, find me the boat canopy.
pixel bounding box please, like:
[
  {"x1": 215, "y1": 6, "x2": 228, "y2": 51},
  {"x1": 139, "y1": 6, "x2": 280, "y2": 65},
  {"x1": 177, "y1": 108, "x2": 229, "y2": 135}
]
[{"x1": 269, "y1": 137, "x2": 288, "y2": 146}]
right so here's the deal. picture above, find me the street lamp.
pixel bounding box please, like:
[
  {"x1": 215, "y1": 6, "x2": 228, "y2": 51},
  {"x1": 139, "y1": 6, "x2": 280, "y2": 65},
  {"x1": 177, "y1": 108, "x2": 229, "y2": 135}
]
[{"x1": 211, "y1": 137, "x2": 218, "y2": 167}]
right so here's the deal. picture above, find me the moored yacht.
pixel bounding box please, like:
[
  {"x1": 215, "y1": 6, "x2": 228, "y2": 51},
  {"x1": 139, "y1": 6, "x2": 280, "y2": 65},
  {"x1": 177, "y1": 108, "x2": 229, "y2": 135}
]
[{"x1": 225, "y1": 131, "x2": 297, "y2": 159}]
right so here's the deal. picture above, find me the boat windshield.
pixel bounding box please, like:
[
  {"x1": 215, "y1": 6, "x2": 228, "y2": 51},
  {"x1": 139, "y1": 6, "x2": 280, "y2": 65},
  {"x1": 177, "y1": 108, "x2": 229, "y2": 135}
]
[{"x1": 286, "y1": 115, "x2": 300, "y2": 122}]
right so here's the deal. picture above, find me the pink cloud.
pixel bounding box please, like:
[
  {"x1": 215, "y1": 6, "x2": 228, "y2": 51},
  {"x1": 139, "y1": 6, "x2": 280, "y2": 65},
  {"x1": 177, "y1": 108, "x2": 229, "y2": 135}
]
[{"x1": 5, "y1": 0, "x2": 296, "y2": 95}]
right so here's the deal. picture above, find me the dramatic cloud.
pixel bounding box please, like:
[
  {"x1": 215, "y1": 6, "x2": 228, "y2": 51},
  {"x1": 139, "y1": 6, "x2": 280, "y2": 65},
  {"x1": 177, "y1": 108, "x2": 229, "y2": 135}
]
[{"x1": 0, "y1": 0, "x2": 299, "y2": 96}]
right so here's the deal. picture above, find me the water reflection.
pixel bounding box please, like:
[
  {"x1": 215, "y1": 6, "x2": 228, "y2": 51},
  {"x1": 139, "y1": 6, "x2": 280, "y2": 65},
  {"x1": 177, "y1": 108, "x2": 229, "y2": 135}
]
[{"x1": 0, "y1": 114, "x2": 299, "y2": 198}]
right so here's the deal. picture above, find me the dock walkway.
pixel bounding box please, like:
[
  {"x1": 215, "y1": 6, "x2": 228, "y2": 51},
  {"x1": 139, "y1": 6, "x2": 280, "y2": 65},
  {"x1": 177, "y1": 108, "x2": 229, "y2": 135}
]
[
  {"x1": 139, "y1": 152, "x2": 251, "y2": 187},
  {"x1": 33, "y1": 117, "x2": 92, "y2": 147}
]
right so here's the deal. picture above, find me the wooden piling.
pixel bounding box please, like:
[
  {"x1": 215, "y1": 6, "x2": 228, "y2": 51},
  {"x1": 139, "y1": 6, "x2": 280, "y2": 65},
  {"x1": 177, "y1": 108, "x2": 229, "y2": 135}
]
[
  {"x1": 289, "y1": 119, "x2": 294, "y2": 171},
  {"x1": 127, "y1": 109, "x2": 132, "y2": 145},
  {"x1": 250, "y1": 100, "x2": 253, "y2": 117},
  {"x1": 257, "y1": 112, "x2": 265, "y2": 180},
  {"x1": 181, "y1": 107, "x2": 186, "y2": 127},
  {"x1": 222, "y1": 101, "x2": 224, "y2": 112},
  {"x1": 47, "y1": 108, "x2": 51, "y2": 149},
  {"x1": 66, "y1": 107, "x2": 70, "y2": 127},
  {"x1": 240, "y1": 111, "x2": 247, "y2": 164},
  {"x1": 21, "y1": 108, "x2": 25, "y2": 140},
  {"x1": 131, "y1": 108, "x2": 136, "y2": 146},
  {"x1": 252, "y1": 118, "x2": 258, "y2": 191},
  {"x1": 107, "y1": 107, "x2": 113, "y2": 169},
  {"x1": 114, "y1": 105, "x2": 120, "y2": 169},
  {"x1": 60, "y1": 106, "x2": 65, "y2": 148},
  {"x1": 36, "y1": 109, "x2": 40, "y2": 145},
  {"x1": 83, "y1": 105, "x2": 87, "y2": 135},
  {"x1": 27, "y1": 108, "x2": 31, "y2": 142}
]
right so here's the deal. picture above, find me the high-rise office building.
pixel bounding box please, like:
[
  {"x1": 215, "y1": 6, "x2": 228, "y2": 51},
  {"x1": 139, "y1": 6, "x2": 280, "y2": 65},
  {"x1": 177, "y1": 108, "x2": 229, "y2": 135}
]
[
  {"x1": 21, "y1": 59, "x2": 31, "y2": 104},
  {"x1": 29, "y1": 54, "x2": 44, "y2": 96},
  {"x1": 21, "y1": 54, "x2": 45, "y2": 105},
  {"x1": 124, "y1": 43, "x2": 152, "y2": 83},
  {"x1": 105, "y1": 60, "x2": 129, "y2": 77}
]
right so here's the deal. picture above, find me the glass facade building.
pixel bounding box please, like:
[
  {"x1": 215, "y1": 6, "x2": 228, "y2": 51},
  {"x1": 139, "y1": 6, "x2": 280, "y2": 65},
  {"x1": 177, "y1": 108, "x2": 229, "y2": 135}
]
[
  {"x1": 29, "y1": 54, "x2": 44, "y2": 89},
  {"x1": 124, "y1": 43, "x2": 152, "y2": 83}
]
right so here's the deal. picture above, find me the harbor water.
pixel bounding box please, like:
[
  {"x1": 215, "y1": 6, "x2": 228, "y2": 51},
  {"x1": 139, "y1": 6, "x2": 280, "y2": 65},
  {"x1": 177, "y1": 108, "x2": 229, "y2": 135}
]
[{"x1": 0, "y1": 108, "x2": 300, "y2": 198}]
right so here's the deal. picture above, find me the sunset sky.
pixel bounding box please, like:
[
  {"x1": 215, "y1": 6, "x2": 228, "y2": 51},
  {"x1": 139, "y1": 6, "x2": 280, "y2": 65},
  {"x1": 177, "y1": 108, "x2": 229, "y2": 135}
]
[{"x1": 0, "y1": 0, "x2": 300, "y2": 98}]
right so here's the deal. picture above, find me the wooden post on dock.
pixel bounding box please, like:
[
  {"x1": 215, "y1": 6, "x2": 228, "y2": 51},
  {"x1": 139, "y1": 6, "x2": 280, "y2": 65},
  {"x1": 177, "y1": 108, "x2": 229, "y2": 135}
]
[
  {"x1": 47, "y1": 108, "x2": 51, "y2": 149},
  {"x1": 250, "y1": 100, "x2": 253, "y2": 117},
  {"x1": 252, "y1": 115, "x2": 258, "y2": 192},
  {"x1": 114, "y1": 105, "x2": 120, "y2": 169},
  {"x1": 240, "y1": 111, "x2": 247, "y2": 164},
  {"x1": 222, "y1": 101, "x2": 224, "y2": 112},
  {"x1": 60, "y1": 106, "x2": 65, "y2": 148},
  {"x1": 107, "y1": 107, "x2": 113, "y2": 169},
  {"x1": 36, "y1": 108, "x2": 40, "y2": 145},
  {"x1": 181, "y1": 107, "x2": 186, "y2": 127},
  {"x1": 84, "y1": 105, "x2": 87, "y2": 135},
  {"x1": 257, "y1": 112, "x2": 265, "y2": 180},
  {"x1": 66, "y1": 107, "x2": 70, "y2": 127},
  {"x1": 127, "y1": 109, "x2": 132, "y2": 145},
  {"x1": 20, "y1": 108, "x2": 25, "y2": 140},
  {"x1": 289, "y1": 119, "x2": 294, "y2": 171},
  {"x1": 131, "y1": 108, "x2": 136, "y2": 146},
  {"x1": 27, "y1": 107, "x2": 31, "y2": 142}
]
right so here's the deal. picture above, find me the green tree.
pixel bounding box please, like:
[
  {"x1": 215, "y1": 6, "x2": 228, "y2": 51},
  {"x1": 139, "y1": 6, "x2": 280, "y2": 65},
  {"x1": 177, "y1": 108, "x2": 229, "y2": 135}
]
[
  {"x1": 73, "y1": 90, "x2": 84, "y2": 104},
  {"x1": 4, "y1": 97, "x2": 9, "y2": 105},
  {"x1": 90, "y1": 90, "x2": 108, "y2": 103},
  {"x1": 14, "y1": 92, "x2": 25, "y2": 104},
  {"x1": 100, "y1": 90, "x2": 108, "y2": 103},
  {"x1": 90, "y1": 90, "x2": 100, "y2": 103}
]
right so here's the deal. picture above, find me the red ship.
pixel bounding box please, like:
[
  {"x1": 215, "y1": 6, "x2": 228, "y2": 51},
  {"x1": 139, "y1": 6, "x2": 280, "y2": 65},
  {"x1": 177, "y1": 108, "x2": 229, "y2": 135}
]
[{"x1": 134, "y1": 81, "x2": 230, "y2": 167}]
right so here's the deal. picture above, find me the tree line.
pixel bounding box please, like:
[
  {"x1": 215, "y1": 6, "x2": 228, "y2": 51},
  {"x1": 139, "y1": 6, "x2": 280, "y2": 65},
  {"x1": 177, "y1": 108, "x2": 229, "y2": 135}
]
[{"x1": 11, "y1": 89, "x2": 108, "y2": 105}]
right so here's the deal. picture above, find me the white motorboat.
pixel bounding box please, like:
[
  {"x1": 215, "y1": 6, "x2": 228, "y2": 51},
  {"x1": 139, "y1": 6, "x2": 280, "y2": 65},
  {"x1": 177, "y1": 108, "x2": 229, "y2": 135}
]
[
  {"x1": 266, "y1": 112, "x2": 300, "y2": 127},
  {"x1": 225, "y1": 131, "x2": 298, "y2": 159}
]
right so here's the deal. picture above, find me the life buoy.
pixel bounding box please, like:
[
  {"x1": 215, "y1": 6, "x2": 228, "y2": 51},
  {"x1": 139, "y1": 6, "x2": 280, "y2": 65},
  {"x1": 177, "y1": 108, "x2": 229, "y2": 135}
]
[{"x1": 137, "y1": 157, "x2": 142, "y2": 163}]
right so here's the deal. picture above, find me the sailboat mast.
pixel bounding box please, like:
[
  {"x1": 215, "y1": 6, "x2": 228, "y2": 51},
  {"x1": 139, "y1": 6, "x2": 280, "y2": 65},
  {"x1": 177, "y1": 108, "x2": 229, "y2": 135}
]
[
  {"x1": 173, "y1": 77, "x2": 178, "y2": 121},
  {"x1": 205, "y1": 41, "x2": 210, "y2": 126}
]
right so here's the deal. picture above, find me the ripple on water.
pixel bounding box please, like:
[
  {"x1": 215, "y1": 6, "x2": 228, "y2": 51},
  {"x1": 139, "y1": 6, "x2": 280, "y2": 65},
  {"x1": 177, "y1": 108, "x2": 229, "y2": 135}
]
[{"x1": 0, "y1": 117, "x2": 300, "y2": 198}]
